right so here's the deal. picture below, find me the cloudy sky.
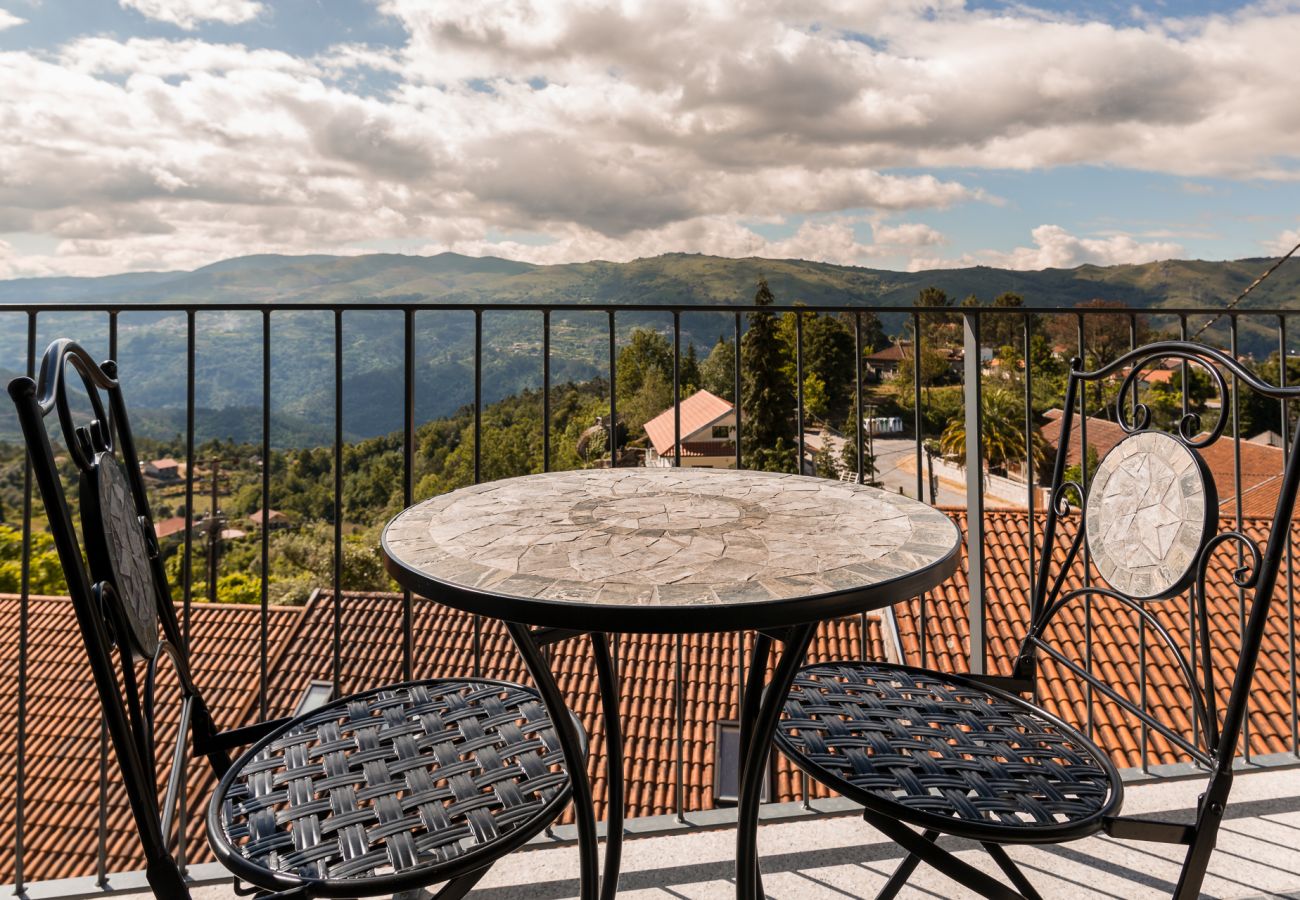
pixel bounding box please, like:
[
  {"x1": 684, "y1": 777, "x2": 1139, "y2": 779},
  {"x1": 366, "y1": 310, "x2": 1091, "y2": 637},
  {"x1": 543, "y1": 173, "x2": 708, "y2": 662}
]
[{"x1": 0, "y1": 0, "x2": 1298, "y2": 280}]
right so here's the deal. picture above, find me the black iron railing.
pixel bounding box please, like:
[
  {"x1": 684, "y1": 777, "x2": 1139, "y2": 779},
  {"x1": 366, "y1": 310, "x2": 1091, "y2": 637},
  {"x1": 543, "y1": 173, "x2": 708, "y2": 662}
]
[{"x1": 1, "y1": 298, "x2": 1297, "y2": 896}]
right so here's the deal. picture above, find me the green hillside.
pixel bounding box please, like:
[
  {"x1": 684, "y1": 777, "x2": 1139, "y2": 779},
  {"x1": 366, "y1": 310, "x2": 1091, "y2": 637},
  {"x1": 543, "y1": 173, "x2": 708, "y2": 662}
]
[{"x1": 0, "y1": 252, "x2": 1293, "y2": 444}]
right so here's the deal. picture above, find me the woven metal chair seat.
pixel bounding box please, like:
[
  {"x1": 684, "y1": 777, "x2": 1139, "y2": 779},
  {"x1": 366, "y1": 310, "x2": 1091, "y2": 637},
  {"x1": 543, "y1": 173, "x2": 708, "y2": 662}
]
[
  {"x1": 775, "y1": 663, "x2": 1123, "y2": 844},
  {"x1": 208, "y1": 678, "x2": 577, "y2": 897}
]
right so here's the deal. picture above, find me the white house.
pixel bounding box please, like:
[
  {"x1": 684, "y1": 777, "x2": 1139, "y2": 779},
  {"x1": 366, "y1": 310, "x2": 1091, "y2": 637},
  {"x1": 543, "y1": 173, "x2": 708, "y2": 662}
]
[{"x1": 643, "y1": 390, "x2": 737, "y2": 468}]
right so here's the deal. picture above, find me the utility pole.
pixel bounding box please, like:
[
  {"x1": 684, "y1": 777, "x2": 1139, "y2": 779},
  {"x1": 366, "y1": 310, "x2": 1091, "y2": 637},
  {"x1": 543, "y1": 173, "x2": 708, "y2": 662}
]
[{"x1": 203, "y1": 455, "x2": 230, "y2": 603}]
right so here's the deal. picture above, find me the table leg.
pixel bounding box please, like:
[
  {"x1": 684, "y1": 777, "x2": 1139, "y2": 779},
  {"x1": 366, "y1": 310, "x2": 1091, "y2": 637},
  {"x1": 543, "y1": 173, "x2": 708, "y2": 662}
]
[
  {"x1": 590, "y1": 632, "x2": 624, "y2": 900},
  {"x1": 735, "y1": 623, "x2": 815, "y2": 900},
  {"x1": 506, "y1": 622, "x2": 599, "y2": 900}
]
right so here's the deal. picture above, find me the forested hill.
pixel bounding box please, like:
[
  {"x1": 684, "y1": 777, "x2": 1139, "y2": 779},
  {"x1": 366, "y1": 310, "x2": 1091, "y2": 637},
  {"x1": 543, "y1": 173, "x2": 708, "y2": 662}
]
[
  {"x1": 0, "y1": 252, "x2": 1291, "y2": 445},
  {"x1": 0, "y1": 251, "x2": 1293, "y2": 310}
]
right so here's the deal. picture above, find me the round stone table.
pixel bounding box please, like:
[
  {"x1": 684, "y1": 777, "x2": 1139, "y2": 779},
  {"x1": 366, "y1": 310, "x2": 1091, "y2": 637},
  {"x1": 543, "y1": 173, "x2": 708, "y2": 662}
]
[{"x1": 382, "y1": 468, "x2": 961, "y2": 900}]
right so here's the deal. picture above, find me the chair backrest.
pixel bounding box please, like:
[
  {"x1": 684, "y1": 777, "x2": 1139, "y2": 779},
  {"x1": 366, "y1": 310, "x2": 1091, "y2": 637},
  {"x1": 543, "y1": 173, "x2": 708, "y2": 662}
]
[
  {"x1": 8, "y1": 339, "x2": 226, "y2": 894},
  {"x1": 1020, "y1": 340, "x2": 1300, "y2": 780}
]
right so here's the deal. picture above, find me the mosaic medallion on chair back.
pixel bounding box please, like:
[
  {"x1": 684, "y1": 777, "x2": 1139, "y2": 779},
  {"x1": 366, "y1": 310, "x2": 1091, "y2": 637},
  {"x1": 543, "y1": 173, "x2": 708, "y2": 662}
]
[
  {"x1": 1085, "y1": 430, "x2": 1217, "y2": 600},
  {"x1": 81, "y1": 451, "x2": 161, "y2": 658}
]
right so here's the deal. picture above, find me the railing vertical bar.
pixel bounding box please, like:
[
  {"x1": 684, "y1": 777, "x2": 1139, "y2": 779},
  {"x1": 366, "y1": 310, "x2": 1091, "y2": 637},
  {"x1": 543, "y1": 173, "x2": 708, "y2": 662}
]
[
  {"x1": 855, "y1": 313, "x2": 864, "y2": 484},
  {"x1": 1077, "y1": 312, "x2": 1093, "y2": 741},
  {"x1": 795, "y1": 311, "x2": 805, "y2": 473},
  {"x1": 962, "y1": 309, "x2": 985, "y2": 674},
  {"x1": 96, "y1": 721, "x2": 108, "y2": 887},
  {"x1": 403, "y1": 309, "x2": 415, "y2": 682},
  {"x1": 608, "y1": 311, "x2": 617, "y2": 468},
  {"x1": 104, "y1": 312, "x2": 119, "y2": 878},
  {"x1": 184, "y1": 311, "x2": 195, "y2": 644},
  {"x1": 1231, "y1": 314, "x2": 1249, "y2": 763},
  {"x1": 734, "y1": 312, "x2": 742, "y2": 470},
  {"x1": 14, "y1": 310, "x2": 35, "y2": 894},
  {"x1": 1181, "y1": 314, "x2": 1201, "y2": 757},
  {"x1": 1128, "y1": 313, "x2": 1149, "y2": 772},
  {"x1": 1023, "y1": 311, "x2": 1036, "y2": 615},
  {"x1": 913, "y1": 311, "x2": 924, "y2": 502},
  {"x1": 673, "y1": 311, "x2": 681, "y2": 468},
  {"x1": 260, "y1": 311, "x2": 271, "y2": 719},
  {"x1": 473, "y1": 309, "x2": 483, "y2": 676},
  {"x1": 914, "y1": 310, "x2": 927, "y2": 668},
  {"x1": 333, "y1": 309, "x2": 343, "y2": 695},
  {"x1": 474, "y1": 309, "x2": 483, "y2": 484},
  {"x1": 675, "y1": 634, "x2": 685, "y2": 822},
  {"x1": 543, "y1": 310, "x2": 551, "y2": 473},
  {"x1": 1280, "y1": 315, "x2": 1296, "y2": 756}
]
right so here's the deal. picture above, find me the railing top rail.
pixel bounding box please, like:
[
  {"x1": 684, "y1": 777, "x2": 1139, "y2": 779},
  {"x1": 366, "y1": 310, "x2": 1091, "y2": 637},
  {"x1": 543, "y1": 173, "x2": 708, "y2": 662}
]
[{"x1": 0, "y1": 300, "x2": 1294, "y2": 316}]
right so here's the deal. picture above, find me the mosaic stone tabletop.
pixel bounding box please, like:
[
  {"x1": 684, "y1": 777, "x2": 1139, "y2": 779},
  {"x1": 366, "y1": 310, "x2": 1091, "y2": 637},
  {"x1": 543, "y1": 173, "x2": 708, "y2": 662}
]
[
  {"x1": 1085, "y1": 430, "x2": 1213, "y2": 600},
  {"x1": 382, "y1": 468, "x2": 959, "y2": 614}
]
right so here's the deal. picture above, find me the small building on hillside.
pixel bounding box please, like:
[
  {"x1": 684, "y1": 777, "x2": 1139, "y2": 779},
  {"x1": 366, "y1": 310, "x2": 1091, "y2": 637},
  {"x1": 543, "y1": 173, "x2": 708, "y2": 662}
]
[
  {"x1": 248, "y1": 508, "x2": 289, "y2": 530},
  {"x1": 143, "y1": 458, "x2": 183, "y2": 482},
  {"x1": 644, "y1": 390, "x2": 736, "y2": 468},
  {"x1": 864, "y1": 341, "x2": 912, "y2": 379}
]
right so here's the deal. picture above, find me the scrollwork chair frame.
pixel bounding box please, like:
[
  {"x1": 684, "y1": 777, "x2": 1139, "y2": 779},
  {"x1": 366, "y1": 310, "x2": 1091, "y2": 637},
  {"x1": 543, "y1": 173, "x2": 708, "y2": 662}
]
[
  {"x1": 9, "y1": 340, "x2": 580, "y2": 900},
  {"x1": 773, "y1": 340, "x2": 1300, "y2": 900}
]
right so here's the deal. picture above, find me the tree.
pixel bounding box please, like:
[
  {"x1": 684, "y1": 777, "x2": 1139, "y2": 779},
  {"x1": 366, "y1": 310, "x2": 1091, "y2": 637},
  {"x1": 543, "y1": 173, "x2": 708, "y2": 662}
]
[
  {"x1": 680, "y1": 343, "x2": 701, "y2": 395},
  {"x1": 700, "y1": 338, "x2": 736, "y2": 400},
  {"x1": 840, "y1": 389, "x2": 879, "y2": 484},
  {"x1": 814, "y1": 440, "x2": 840, "y2": 479},
  {"x1": 802, "y1": 372, "x2": 830, "y2": 422},
  {"x1": 937, "y1": 385, "x2": 1050, "y2": 476},
  {"x1": 1062, "y1": 445, "x2": 1100, "y2": 507},
  {"x1": 913, "y1": 285, "x2": 959, "y2": 349},
  {"x1": 616, "y1": 328, "x2": 673, "y2": 400},
  {"x1": 1239, "y1": 353, "x2": 1300, "y2": 437},
  {"x1": 0, "y1": 524, "x2": 67, "y2": 595},
  {"x1": 741, "y1": 278, "x2": 796, "y2": 471},
  {"x1": 984, "y1": 292, "x2": 1027, "y2": 353}
]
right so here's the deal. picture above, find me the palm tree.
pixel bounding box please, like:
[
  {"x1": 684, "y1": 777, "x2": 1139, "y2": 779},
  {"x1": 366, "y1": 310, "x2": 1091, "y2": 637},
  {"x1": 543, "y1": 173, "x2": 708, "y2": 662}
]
[{"x1": 939, "y1": 386, "x2": 1050, "y2": 476}]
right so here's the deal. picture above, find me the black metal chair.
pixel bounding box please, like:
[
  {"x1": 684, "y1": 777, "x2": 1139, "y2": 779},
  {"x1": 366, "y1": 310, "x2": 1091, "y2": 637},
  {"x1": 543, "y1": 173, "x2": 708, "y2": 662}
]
[
  {"x1": 772, "y1": 341, "x2": 1300, "y2": 900},
  {"x1": 8, "y1": 339, "x2": 584, "y2": 899}
]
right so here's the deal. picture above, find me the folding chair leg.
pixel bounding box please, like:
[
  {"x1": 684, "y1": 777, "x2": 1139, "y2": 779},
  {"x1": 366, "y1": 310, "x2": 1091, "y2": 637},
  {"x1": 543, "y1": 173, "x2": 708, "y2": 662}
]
[
  {"x1": 1171, "y1": 811, "x2": 1222, "y2": 899},
  {"x1": 875, "y1": 829, "x2": 938, "y2": 900},
  {"x1": 863, "y1": 811, "x2": 1024, "y2": 900},
  {"x1": 981, "y1": 843, "x2": 1042, "y2": 900}
]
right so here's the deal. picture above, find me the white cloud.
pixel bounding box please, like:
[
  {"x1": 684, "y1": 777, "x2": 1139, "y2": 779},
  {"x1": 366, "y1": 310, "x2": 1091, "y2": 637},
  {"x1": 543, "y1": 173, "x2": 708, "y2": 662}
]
[
  {"x1": 1265, "y1": 227, "x2": 1300, "y2": 256},
  {"x1": 0, "y1": 8, "x2": 24, "y2": 30},
  {"x1": 911, "y1": 224, "x2": 1183, "y2": 272},
  {"x1": 3, "y1": 2, "x2": 1300, "y2": 276},
  {"x1": 119, "y1": 0, "x2": 264, "y2": 30}
]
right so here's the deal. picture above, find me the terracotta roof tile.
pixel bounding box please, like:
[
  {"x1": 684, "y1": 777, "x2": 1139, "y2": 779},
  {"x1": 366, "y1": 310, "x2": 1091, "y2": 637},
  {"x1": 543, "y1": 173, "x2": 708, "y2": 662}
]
[
  {"x1": 900, "y1": 509, "x2": 1300, "y2": 770},
  {"x1": 7, "y1": 505, "x2": 1300, "y2": 883},
  {"x1": 0, "y1": 597, "x2": 304, "y2": 883},
  {"x1": 643, "y1": 390, "x2": 733, "y2": 456}
]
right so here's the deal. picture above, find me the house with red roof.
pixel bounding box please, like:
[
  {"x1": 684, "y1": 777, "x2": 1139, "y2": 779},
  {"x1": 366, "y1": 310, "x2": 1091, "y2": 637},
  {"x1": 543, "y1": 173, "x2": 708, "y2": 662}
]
[{"x1": 643, "y1": 389, "x2": 736, "y2": 468}]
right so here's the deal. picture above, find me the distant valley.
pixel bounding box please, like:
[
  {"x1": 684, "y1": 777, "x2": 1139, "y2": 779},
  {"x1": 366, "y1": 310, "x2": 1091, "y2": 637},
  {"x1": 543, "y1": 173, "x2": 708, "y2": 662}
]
[{"x1": 0, "y1": 251, "x2": 1291, "y2": 444}]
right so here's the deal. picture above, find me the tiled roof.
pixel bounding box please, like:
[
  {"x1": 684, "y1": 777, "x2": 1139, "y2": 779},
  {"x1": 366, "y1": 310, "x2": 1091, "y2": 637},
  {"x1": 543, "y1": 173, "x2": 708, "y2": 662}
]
[
  {"x1": 5, "y1": 506, "x2": 1300, "y2": 884},
  {"x1": 254, "y1": 590, "x2": 889, "y2": 824},
  {"x1": 643, "y1": 390, "x2": 733, "y2": 456},
  {"x1": 1041, "y1": 413, "x2": 1295, "y2": 517},
  {"x1": 900, "y1": 510, "x2": 1300, "y2": 769},
  {"x1": 0, "y1": 597, "x2": 305, "y2": 884},
  {"x1": 154, "y1": 516, "x2": 189, "y2": 538}
]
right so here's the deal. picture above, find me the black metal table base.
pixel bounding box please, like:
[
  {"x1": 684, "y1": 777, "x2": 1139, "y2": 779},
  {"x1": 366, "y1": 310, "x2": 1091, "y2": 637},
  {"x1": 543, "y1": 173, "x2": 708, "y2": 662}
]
[
  {"x1": 736, "y1": 623, "x2": 816, "y2": 900},
  {"x1": 507, "y1": 621, "x2": 817, "y2": 900},
  {"x1": 507, "y1": 624, "x2": 625, "y2": 900}
]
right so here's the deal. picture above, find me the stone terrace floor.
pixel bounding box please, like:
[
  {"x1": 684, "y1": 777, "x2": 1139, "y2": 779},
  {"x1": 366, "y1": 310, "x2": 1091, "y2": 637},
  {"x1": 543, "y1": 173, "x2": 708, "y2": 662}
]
[{"x1": 115, "y1": 765, "x2": 1300, "y2": 900}]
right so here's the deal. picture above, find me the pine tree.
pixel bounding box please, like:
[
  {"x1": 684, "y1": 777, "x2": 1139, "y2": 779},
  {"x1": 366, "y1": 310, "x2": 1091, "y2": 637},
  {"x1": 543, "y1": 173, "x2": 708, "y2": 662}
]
[{"x1": 741, "y1": 278, "x2": 796, "y2": 471}]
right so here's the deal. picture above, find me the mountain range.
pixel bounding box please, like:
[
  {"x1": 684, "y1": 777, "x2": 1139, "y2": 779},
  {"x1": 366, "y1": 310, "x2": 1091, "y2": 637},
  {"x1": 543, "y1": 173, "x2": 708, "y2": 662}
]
[{"x1": 0, "y1": 252, "x2": 1291, "y2": 444}]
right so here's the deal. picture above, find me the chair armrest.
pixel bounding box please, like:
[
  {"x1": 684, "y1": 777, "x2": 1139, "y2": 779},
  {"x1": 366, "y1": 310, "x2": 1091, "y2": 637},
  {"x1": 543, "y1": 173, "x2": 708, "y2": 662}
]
[
  {"x1": 199, "y1": 717, "x2": 294, "y2": 754},
  {"x1": 1103, "y1": 815, "x2": 1194, "y2": 845}
]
